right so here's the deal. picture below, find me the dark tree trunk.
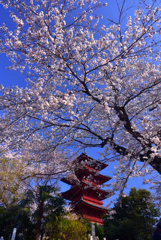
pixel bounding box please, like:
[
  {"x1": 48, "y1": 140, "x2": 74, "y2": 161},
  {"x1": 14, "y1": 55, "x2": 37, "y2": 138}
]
[{"x1": 35, "y1": 201, "x2": 44, "y2": 240}]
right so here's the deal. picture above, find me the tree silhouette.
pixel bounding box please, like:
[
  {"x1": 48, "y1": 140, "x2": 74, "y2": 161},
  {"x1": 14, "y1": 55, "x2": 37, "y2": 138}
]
[{"x1": 104, "y1": 188, "x2": 160, "y2": 240}]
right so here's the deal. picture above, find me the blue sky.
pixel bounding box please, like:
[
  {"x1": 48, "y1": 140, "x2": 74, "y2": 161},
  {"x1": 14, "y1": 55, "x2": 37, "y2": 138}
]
[{"x1": 0, "y1": 4, "x2": 27, "y2": 88}]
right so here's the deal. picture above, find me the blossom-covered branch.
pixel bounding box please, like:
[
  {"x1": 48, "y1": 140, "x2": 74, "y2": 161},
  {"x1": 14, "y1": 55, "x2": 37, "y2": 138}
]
[{"x1": 0, "y1": 0, "x2": 161, "y2": 201}]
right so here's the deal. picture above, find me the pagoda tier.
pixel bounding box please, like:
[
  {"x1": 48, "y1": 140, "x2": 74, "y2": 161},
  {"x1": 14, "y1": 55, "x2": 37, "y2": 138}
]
[
  {"x1": 75, "y1": 153, "x2": 108, "y2": 171},
  {"x1": 61, "y1": 169, "x2": 111, "y2": 185},
  {"x1": 61, "y1": 153, "x2": 111, "y2": 225},
  {"x1": 61, "y1": 181, "x2": 110, "y2": 202},
  {"x1": 73, "y1": 199, "x2": 108, "y2": 225}
]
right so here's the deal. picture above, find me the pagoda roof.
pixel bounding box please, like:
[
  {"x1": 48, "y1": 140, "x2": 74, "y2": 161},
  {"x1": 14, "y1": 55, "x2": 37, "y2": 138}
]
[
  {"x1": 61, "y1": 181, "x2": 110, "y2": 201},
  {"x1": 61, "y1": 174, "x2": 80, "y2": 185},
  {"x1": 61, "y1": 171, "x2": 111, "y2": 185},
  {"x1": 61, "y1": 153, "x2": 111, "y2": 185},
  {"x1": 75, "y1": 153, "x2": 108, "y2": 171},
  {"x1": 76, "y1": 167, "x2": 111, "y2": 184},
  {"x1": 72, "y1": 199, "x2": 109, "y2": 213},
  {"x1": 61, "y1": 166, "x2": 111, "y2": 186}
]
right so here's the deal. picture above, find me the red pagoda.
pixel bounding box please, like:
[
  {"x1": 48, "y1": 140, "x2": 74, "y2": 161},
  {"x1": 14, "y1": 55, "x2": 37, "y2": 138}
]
[{"x1": 61, "y1": 153, "x2": 111, "y2": 225}]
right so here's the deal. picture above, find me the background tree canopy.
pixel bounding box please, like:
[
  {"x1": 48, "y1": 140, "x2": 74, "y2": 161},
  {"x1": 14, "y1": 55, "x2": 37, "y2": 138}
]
[
  {"x1": 0, "y1": 183, "x2": 90, "y2": 240},
  {"x1": 104, "y1": 187, "x2": 161, "y2": 240}
]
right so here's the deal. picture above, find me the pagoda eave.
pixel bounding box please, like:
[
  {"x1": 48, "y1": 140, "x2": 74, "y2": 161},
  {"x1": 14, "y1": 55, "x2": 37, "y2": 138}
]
[
  {"x1": 71, "y1": 199, "x2": 108, "y2": 225},
  {"x1": 75, "y1": 153, "x2": 108, "y2": 171},
  {"x1": 72, "y1": 199, "x2": 109, "y2": 213},
  {"x1": 77, "y1": 168, "x2": 111, "y2": 184},
  {"x1": 61, "y1": 183, "x2": 110, "y2": 201},
  {"x1": 61, "y1": 174, "x2": 80, "y2": 185}
]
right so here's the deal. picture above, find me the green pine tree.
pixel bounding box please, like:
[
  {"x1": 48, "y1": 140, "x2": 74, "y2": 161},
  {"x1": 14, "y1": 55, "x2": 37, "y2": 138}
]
[{"x1": 104, "y1": 188, "x2": 160, "y2": 240}]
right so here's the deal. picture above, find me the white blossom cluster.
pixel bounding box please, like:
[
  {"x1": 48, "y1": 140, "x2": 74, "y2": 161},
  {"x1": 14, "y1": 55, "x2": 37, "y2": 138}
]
[{"x1": 0, "y1": 0, "x2": 161, "y2": 204}]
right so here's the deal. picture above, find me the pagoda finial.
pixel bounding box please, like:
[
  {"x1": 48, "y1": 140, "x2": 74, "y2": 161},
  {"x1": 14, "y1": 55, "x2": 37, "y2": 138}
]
[{"x1": 84, "y1": 147, "x2": 87, "y2": 154}]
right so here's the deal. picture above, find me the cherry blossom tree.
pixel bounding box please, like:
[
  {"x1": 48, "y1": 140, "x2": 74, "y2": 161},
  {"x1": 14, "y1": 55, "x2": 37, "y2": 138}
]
[
  {"x1": 0, "y1": 149, "x2": 28, "y2": 206},
  {"x1": 0, "y1": 148, "x2": 68, "y2": 206},
  {"x1": 0, "y1": 0, "x2": 161, "y2": 201}
]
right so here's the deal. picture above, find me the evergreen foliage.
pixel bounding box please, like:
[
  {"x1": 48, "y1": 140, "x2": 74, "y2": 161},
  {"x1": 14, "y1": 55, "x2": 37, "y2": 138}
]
[
  {"x1": 104, "y1": 188, "x2": 160, "y2": 240},
  {"x1": 48, "y1": 214, "x2": 90, "y2": 240},
  {"x1": 0, "y1": 184, "x2": 90, "y2": 240}
]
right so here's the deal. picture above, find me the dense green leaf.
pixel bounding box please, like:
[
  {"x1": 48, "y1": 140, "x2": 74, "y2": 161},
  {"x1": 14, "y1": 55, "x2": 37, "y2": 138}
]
[{"x1": 103, "y1": 188, "x2": 160, "y2": 240}]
